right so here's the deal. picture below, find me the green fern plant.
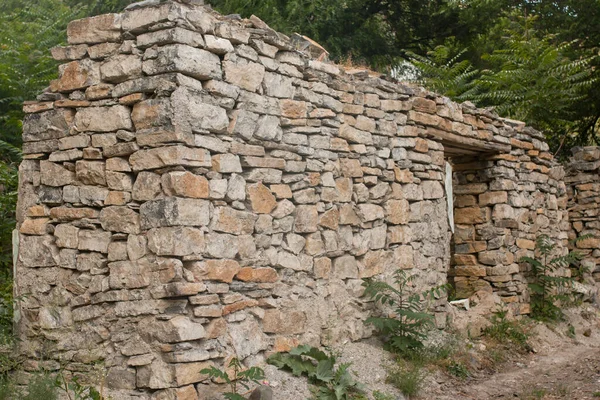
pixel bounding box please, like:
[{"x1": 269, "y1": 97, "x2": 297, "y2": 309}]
[
  {"x1": 267, "y1": 345, "x2": 365, "y2": 400},
  {"x1": 408, "y1": 45, "x2": 480, "y2": 99},
  {"x1": 362, "y1": 270, "x2": 449, "y2": 356},
  {"x1": 520, "y1": 234, "x2": 591, "y2": 321},
  {"x1": 201, "y1": 358, "x2": 265, "y2": 400}
]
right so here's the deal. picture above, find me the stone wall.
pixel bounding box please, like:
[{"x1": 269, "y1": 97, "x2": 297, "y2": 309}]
[
  {"x1": 15, "y1": 1, "x2": 566, "y2": 397},
  {"x1": 449, "y1": 130, "x2": 569, "y2": 315},
  {"x1": 566, "y1": 147, "x2": 600, "y2": 283}
]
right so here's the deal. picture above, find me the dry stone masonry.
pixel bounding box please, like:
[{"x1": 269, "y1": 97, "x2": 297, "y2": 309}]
[
  {"x1": 15, "y1": 0, "x2": 575, "y2": 397},
  {"x1": 567, "y1": 147, "x2": 600, "y2": 283}
]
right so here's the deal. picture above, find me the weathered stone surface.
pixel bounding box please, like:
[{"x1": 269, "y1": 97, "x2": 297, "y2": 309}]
[
  {"x1": 171, "y1": 87, "x2": 229, "y2": 134},
  {"x1": 100, "y1": 54, "x2": 142, "y2": 83},
  {"x1": 247, "y1": 183, "x2": 277, "y2": 214},
  {"x1": 229, "y1": 317, "x2": 269, "y2": 360},
  {"x1": 188, "y1": 259, "x2": 241, "y2": 283},
  {"x1": 143, "y1": 44, "x2": 222, "y2": 80},
  {"x1": 109, "y1": 260, "x2": 151, "y2": 289},
  {"x1": 52, "y1": 59, "x2": 101, "y2": 92},
  {"x1": 74, "y1": 105, "x2": 132, "y2": 132},
  {"x1": 294, "y1": 205, "x2": 318, "y2": 233},
  {"x1": 78, "y1": 230, "x2": 111, "y2": 253},
  {"x1": 147, "y1": 227, "x2": 205, "y2": 256},
  {"x1": 262, "y1": 309, "x2": 306, "y2": 334},
  {"x1": 211, "y1": 207, "x2": 257, "y2": 235},
  {"x1": 332, "y1": 255, "x2": 359, "y2": 279},
  {"x1": 23, "y1": 109, "x2": 73, "y2": 142},
  {"x1": 99, "y1": 206, "x2": 140, "y2": 234},
  {"x1": 235, "y1": 267, "x2": 278, "y2": 283},
  {"x1": 152, "y1": 316, "x2": 206, "y2": 343},
  {"x1": 133, "y1": 171, "x2": 163, "y2": 201},
  {"x1": 212, "y1": 154, "x2": 242, "y2": 173},
  {"x1": 223, "y1": 56, "x2": 265, "y2": 92},
  {"x1": 40, "y1": 161, "x2": 76, "y2": 187},
  {"x1": 130, "y1": 146, "x2": 211, "y2": 171},
  {"x1": 162, "y1": 171, "x2": 209, "y2": 199},
  {"x1": 19, "y1": 235, "x2": 60, "y2": 267},
  {"x1": 68, "y1": 14, "x2": 121, "y2": 44},
  {"x1": 140, "y1": 197, "x2": 210, "y2": 229}
]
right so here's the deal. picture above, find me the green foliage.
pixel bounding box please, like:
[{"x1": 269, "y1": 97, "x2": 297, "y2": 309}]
[
  {"x1": 362, "y1": 270, "x2": 449, "y2": 356},
  {"x1": 0, "y1": 372, "x2": 59, "y2": 400},
  {"x1": 372, "y1": 391, "x2": 395, "y2": 400},
  {"x1": 446, "y1": 360, "x2": 470, "y2": 379},
  {"x1": 483, "y1": 310, "x2": 530, "y2": 352},
  {"x1": 385, "y1": 360, "x2": 424, "y2": 398},
  {"x1": 55, "y1": 371, "x2": 105, "y2": 400},
  {"x1": 267, "y1": 345, "x2": 365, "y2": 400},
  {"x1": 520, "y1": 234, "x2": 590, "y2": 321},
  {"x1": 201, "y1": 358, "x2": 265, "y2": 399},
  {"x1": 408, "y1": 45, "x2": 479, "y2": 99}
]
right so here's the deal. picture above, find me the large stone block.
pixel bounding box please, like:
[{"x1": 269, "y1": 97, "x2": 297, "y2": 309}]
[
  {"x1": 51, "y1": 59, "x2": 101, "y2": 92},
  {"x1": 162, "y1": 171, "x2": 209, "y2": 199},
  {"x1": 262, "y1": 309, "x2": 306, "y2": 334},
  {"x1": 23, "y1": 109, "x2": 73, "y2": 142},
  {"x1": 147, "y1": 227, "x2": 205, "y2": 256},
  {"x1": 140, "y1": 197, "x2": 210, "y2": 229},
  {"x1": 247, "y1": 183, "x2": 277, "y2": 214},
  {"x1": 99, "y1": 206, "x2": 140, "y2": 234},
  {"x1": 74, "y1": 105, "x2": 132, "y2": 132},
  {"x1": 100, "y1": 54, "x2": 142, "y2": 83},
  {"x1": 151, "y1": 315, "x2": 206, "y2": 343},
  {"x1": 40, "y1": 161, "x2": 76, "y2": 187},
  {"x1": 67, "y1": 14, "x2": 122, "y2": 44},
  {"x1": 171, "y1": 87, "x2": 229, "y2": 134},
  {"x1": 223, "y1": 55, "x2": 265, "y2": 92},
  {"x1": 187, "y1": 259, "x2": 241, "y2": 283},
  {"x1": 109, "y1": 260, "x2": 151, "y2": 289},
  {"x1": 143, "y1": 44, "x2": 221, "y2": 80},
  {"x1": 211, "y1": 207, "x2": 257, "y2": 235},
  {"x1": 130, "y1": 146, "x2": 211, "y2": 171},
  {"x1": 19, "y1": 235, "x2": 60, "y2": 267}
]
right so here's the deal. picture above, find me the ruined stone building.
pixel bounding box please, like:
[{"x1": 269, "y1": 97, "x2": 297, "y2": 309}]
[{"x1": 14, "y1": 0, "x2": 599, "y2": 398}]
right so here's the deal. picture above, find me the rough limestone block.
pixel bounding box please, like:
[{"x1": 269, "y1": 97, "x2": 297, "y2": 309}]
[
  {"x1": 74, "y1": 105, "x2": 132, "y2": 132},
  {"x1": 147, "y1": 227, "x2": 205, "y2": 256},
  {"x1": 140, "y1": 197, "x2": 210, "y2": 229},
  {"x1": 223, "y1": 55, "x2": 265, "y2": 92},
  {"x1": 51, "y1": 59, "x2": 101, "y2": 92},
  {"x1": 99, "y1": 206, "x2": 140, "y2": 234},
  {"x1": 109, "y1": 260, "x2": 151, "y2": 289},
  {"x1": 210, "y1": 207, "x2": 257, "y2": 235},
  {"x1": 19, "y1": 235, "x2": 60, "y2": 267},
  {"x1": 136, "y1": 27, "x2": 205, "y2": 49},
  {"x1": 162, "y1": 171, "x2": 209, "y2": 199},
  {"x1": 23, "y1": 109, "x2": 73, "y2": 142},
  {"x1": 129, "y1": 146, "x2": 211, "y2": 171},
  {"x1": 122, "y1": 2, "x2": 187, "y2": 33},
  {"x1": 100, "y1": 54, "x2": 142, "y2": 83},
  {"x1": 171, "y1": 87, "x2": 229, "y2": 134},
  {"x1": 143, "y1": 44, "x2": 221, "y2": 81},
  {"x1": 67, "y1": 14, "x2": 122, "y2": 44}
]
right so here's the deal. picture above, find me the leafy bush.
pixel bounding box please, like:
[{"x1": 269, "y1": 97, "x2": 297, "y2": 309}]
[
  {"x1": 362, "y1": 270, "x2": 448, "y2": 355},
  {"x1": 0, "y1": 373, "x2": 59, "y2": 400},
  {"x1": 520, "y1": 234, "x2": 589, "y2": 321},
  {"x1": 201, "y1": 358, "x2": 265, "y2": 400},
  {"x1": 267, "y1": 345, "x2": 365, "y2": 400}
]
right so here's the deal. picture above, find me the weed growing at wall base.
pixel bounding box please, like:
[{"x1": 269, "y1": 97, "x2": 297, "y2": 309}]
[
  {"x1": 520, "y1": 234, "x2": 591, "y2": 322},
  {"x1": 268, "y1": 345, "x2": 365, "y2": 400},
  {"x1": 362, "y1": 270, "x2": 449, "y2": 356}
]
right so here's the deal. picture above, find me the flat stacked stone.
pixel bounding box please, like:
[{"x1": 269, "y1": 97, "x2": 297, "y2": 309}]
[
  {"x1": 16, "y1": 0, "x2": 568, "y2": 398},
  {"x1": 566, "y1": 147, "x2": 600, "y2": 283}
]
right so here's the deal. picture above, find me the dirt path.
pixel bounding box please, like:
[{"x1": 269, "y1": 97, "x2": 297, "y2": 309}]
[{"x1": 424, "y1": 309, "x2": 600, "y2": 400}]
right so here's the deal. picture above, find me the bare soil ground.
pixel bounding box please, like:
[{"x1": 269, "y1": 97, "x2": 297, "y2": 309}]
[{"x1": 422, "y1": 307, "x2": 600, "y2": 400}]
